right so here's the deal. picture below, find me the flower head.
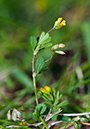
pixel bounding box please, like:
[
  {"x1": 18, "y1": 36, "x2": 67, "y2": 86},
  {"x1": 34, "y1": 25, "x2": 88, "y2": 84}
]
[
  {"x1": 54, "y1": 17, "x2": 66, "y2": 29},
  {"x1": 19, "y1": 122, "x2": 26, "y2": 125},
  {"x1": 40, "y1": 86, "x2": 51, "y2": 93},
  {"x1": 40, "y1": 88, "x2": 45, "y2": 93},
  {"x1": 45, "y1": 86, "x2": 50, "y2": 92}
]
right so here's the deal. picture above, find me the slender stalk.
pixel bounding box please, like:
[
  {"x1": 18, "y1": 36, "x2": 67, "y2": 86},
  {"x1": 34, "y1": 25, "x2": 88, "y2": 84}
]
[
  {"x1": 47, "y1": 27, "x2": 55, "y2": 33},
  {"x1": 32, "y1": 55, "x2": 38, "y2": 105},
  {"x1": 32, "y1": 55, "x2": 49, "y2": 129},
  {"x1": 59, "y1": 112, "x2": 90, "y2": 116},
  {"x1": 78, "y1": 122, "x2": 90, "y2": 126},
  {"x1": 45, "y1": 52, "x2": 53, "y2": 62},
  {"x1": 40, "y1": 116, "x2": 49, "y2": 129}
]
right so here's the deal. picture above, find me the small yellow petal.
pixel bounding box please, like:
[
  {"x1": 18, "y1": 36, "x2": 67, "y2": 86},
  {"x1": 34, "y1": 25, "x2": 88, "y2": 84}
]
[
  {"x1": 54, "y1": 17, "x2": 66, "y2": 29},
  {"x1": 61, "y1": 20, "x2": 66, "y2": 26},
  {"x1": 58, "y1": 18, "x2": 62, "y2": 23},
  {"x1": 40, "y1": 88, "x2": 45, "y2": 93},
  {"x1": 45, "y1": 86, "x2": 50, "y2": 92}
]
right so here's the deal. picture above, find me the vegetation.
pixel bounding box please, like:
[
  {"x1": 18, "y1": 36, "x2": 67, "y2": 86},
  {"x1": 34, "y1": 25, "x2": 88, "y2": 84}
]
[{"x1": 0, "y1": 0, "x2": 90, "y2": 128}]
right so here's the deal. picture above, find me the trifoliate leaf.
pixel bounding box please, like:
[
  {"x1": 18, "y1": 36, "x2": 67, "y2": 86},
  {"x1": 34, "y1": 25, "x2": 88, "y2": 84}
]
[
  {"x1": 35, "y1": 57, "x2": 45, "y2": 73},
  {"x1": 29, "y1": 36, "x2": 37, "y2": 50},
  {"x1": 36, "y1": 103, "x2": 47, "y2": 115},
  {"x1": 39, "y1": 31, "x2": 51, "y2": 45}
]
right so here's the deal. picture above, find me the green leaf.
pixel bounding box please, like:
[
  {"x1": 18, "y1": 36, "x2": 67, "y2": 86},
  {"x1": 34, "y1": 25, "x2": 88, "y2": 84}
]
[
  {"x1": 39, "y1": 66, "x2": 48, "y2": 74},
  {"x1": 38, "y1": 91, "x2": 50, "y2": 101},
  {"x1": 62, "y1": 116, "x2": 71, "y2": 122},
  {"x1": 39, "y1": 32, "x2": 45, "y2": 40},
  {"x1": 43, "y1": 43, "x2": 53, "y2": 48},
  {"x1": 31, "y1": 113, "x2": 39, "y2": 121},
  {"x1": 81, "y1": 22, "x2": 90, "y2": 61},
  {"x1": 39, "y1": 31, "x2": 51, "y2": 45},
  {"x1": 51, "y1": 87, "x2": 56, "y2": 97},
  {"x1": 51, "y1": 87, "x2": 56, "y2": 94},
  {"x1": 29, "y1": 36, "x2": 37, "y2": 49},
  {"x1": 54, "y1": 93, "x2": 62, "y2": 106},
  {"x1": 57, "y1": 100, "x2": 69, "y2": 108},
  {"x1": 35, "y1": 57, "x2": 45, "y2": 72},
  {"x1": 36, "y1": 103, "x2": 47, "y2": 115},
  {"x1": 58, "y1": 94, "x2": 62, "y2": 101},
  {"x1": 52, "y1": 108, "x2": 58, "y2": 121},
  {"x1": 49, "y1": 94, "x2": 54, "y2": 102},
  {"x1": 44, "y1": 101, "x2": 52, "y2": 106},
  {"x1": 86, "y1": 101, "x2": 90, "y2": 112},
  {"x1": 80, "y1": 117, "x2": 87, "y2": 122},
  {"x1": 73, "y1": 121, "x2": 78, "y2": 129}
]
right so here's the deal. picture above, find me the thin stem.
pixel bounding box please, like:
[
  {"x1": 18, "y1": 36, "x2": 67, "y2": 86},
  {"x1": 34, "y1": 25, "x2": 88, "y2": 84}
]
[
  {"x1": 78, "y1": 122, "x2": 90, "y2": 126},
  {"x1": 32, "y1": 55, "x2": 38, "y2": 105},
  {"x1": 59, "y1": 112, "x2": 90, "y2": 116},
  {"x1": 32, "y1": 54, "x2": 49, "y2": 129},
  {"x1": 40, "y1": 116, "x2": 49, "y2": 129},
  {"x1": 45, "y1": 52, "x2": 53, "y2": 62},
  {"x1": 47, "y1": 27, "x2": 55, "y2": 33}
]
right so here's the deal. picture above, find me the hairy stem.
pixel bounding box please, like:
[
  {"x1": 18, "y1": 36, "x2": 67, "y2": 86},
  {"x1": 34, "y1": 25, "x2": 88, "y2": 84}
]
[{"x1": 32, "y1": 55, "x2": 38, "y2": 105}]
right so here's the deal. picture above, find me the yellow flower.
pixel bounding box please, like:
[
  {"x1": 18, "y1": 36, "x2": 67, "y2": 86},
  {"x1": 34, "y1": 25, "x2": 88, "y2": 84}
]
[
  {"x1": 40, "y1": 88, "x2": 45, "y2": 93},
  {"x1": 54, "y1": 17, "x2": 66, "y2": 29},
  {"x1": 45, "y1": 86, "x2": 50, "y2": 92},
  {"x1": 19, "y1": 122, "x2": 26, "y2": 125},
  {"x1": 40, "y1": 86, "x2": 51, "y2": 93}
]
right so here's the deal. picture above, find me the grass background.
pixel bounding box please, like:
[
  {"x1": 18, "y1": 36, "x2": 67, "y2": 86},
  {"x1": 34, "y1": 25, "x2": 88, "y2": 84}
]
[{"x1": 0, "y1": 0, "x2": 90, "y2": 122}]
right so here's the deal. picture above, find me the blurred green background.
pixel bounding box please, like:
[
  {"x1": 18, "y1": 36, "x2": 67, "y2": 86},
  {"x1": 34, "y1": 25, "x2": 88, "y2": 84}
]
[{"x1": 0, "y1": 0, "x2": 90, "y2": 120}]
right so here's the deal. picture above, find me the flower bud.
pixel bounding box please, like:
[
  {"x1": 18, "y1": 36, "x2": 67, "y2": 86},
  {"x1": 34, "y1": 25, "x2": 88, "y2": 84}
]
[
  {"x1": 54, "y1": 17, "x2": 66, "y2": 29},
  {"x1": 55, "y1": 50, "x2": 66, "y2": 55},
  {"x1": 59, "y1": 44, "x2": 65, "y2": 48}
]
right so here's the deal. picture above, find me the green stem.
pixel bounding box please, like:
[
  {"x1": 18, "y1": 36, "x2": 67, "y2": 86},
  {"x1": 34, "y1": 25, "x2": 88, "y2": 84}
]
[
  {"x1": 32, "y1": 55, "x2": 38, "y2": 105},
  {"x1": 32, "y1": 54, "x2": 48, "y2": 129},
  {"x1": 40, "y1": 116, "x2": 49, "y2": 129}
]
